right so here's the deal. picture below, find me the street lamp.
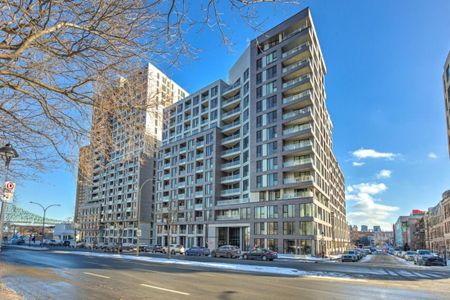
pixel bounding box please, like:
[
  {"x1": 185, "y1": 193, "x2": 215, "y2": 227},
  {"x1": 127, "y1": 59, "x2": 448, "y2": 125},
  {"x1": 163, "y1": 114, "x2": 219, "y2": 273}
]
[
  {"x1": 29, "y1": 201, "x2": 60, "y2": 246},
  {"x1": 0, "y1": 143, "x2": 19, "y2": 251},
  {"x1": 136, "y1": 177, "x2": 153, "y2": 256}
]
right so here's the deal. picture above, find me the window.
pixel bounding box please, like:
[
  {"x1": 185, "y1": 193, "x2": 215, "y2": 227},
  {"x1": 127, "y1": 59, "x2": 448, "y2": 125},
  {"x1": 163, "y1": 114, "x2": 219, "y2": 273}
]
[
  {"x1": 267, "y1": 95, "x2": 277, "y2": 109},
  {"x1": 264, "y1": 81, "x2": 277, "y2": 95},
  {"x1": 283, "y1": 204, "x2": 295, "y2": 218},
  {"x1": 283, "y1": 222, "x2": 295, "y2": 235},
  {"x1": 256, "y1": 160, "x2": 263, "y2": 172},
  {"x1": 256, "y1": 86, "x2": 262, "y2": 98},
  {"x1": 256, "y1": 72, "x2": 263, "y2": 84},
  {"x1": 244, "y1": 69, "x2": 249, "y2": 81},
  {"x1": 256, "y1": 175, "x2": 263, "y2": 188},
  {"x1": 254, "y1": 222, "x2": 265, "y2": 235},
  {"x1": 266, "y1": 65, "x2": 277, "y2": 79},
  {"x1": 211, "y1": 86, "x2": 218, "y2": 97},
  {"x1": 267, "y1": 141, "x2": 277, "y2": 155},
  {"x1": 300, "y1": 221, "x2": 314, "y2": 235},
  {"x1": 267, "y1": 222, "x2": 278, "y2": 235},
  {"x1": 210, "y1": 110, "x2": 217, "y2": 120},
  {"x1": 211, "y1": 98, "x2": 217, "y2": 108},
  {"x1": 266, "y1": 51, "x2": 277, "y2": 65},
  {"x1": 267, "y1": 157, "x2": 277, "y2": 170},
  {"x1": 267, "y1": 205, "x2": 278, "y2": 218},
  {"x1": 300, "y1": 203, "x2": 314, "y2": 217},
  {"x1": 267, "y1": 173, "x2": 278, "y2": 186},
  {"x1": 256, "y1": 130, "x2": 262, "y2": 143},
  {"x1": 256, "y1": 58, "x2": 262, "y2": 70},
  {"x1": 267, "y1": 126, "x2": 277, "y2": 140},
  {"x1": 256, "y1": 145, "x2": 262, "y2": 157},
  {"x1": 267, "y1": 111, "x2": 277, "y2": 124},
  {"x1": 254, "y1": 206, "x2": 266, "y2": 219}
]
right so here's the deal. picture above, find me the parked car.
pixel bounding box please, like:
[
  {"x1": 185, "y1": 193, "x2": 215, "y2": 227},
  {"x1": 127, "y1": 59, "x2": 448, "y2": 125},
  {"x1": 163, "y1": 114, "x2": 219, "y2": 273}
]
[
  {"x1": 76, "y1": 241, "x2": 86, "y2": 248},
  {"x1": 163, "y1": 244, "x2": 185, "y2": 255},
  {"x1": 418, "y1": 254, "x2": 446, "y2": 266},
  {"x1": 211, "y1": 245, "x2": 241, "y2": 258},
  {"x1": 414, "y1": 249, "x2": 433, "y2": 265},
  {"x1": 10, "y1": 237, "x2": 25, "y2": 245},
  {"x1": 151, "y1": 245, "x2": 165, "y2": 253},
  {"x1": 242, "y1": 248, "x2": 277, "y2": 261},
  {"x1": 45, "y1": 239, "x2": 62, "y2": 246},
  {"x1": 341, "y1": 250, "x2": 359, "y2": 262},
  {"x1": 185, "y1": 246, "x2": 210, "y2": 256},
  {"x1": 404, "y1": 251, "x2": 416, "y2": 261}
]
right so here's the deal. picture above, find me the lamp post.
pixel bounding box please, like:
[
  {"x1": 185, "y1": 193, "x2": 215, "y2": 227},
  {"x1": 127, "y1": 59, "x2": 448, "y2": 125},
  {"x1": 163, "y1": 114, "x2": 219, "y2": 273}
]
[
  {"x1": 136, "y1": 177, "x2": 153, "y2": 256},
  {"x1": 29, "y1": 202, "x2": 60, "y2": 246},
  {"x1": 0, "y1": 143, "x2": 19, "y2": 252}
]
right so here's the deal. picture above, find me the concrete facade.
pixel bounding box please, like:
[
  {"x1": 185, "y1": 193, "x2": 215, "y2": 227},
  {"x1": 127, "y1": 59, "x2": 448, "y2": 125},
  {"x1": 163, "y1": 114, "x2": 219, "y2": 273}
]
[
  {"x1": 76, "y1": 64, "x2": 187, "y2": 246},
  {"x1": 155, "y1": 8, "x2": 348, "y2": 255}
]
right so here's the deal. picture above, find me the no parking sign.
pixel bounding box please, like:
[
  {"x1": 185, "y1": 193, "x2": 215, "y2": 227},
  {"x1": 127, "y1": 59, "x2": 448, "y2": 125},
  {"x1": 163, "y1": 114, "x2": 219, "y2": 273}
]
[{"x1": 2, "y1": 181, "x2": 16, "y2": 203}]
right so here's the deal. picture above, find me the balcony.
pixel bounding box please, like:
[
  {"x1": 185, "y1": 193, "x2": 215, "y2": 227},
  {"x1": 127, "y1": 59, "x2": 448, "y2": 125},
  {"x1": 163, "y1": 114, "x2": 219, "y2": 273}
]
[
  {"x1": 283, "y1": 175, "x2": 314, "y2": 185},
  {"x1": 222, "y1": 133, "x2": 240, "y2": 145},
  {"x1": 194, "y1": 203, "x2": 203, "y2": 210},
  {"x1": 221, "y1": 160, "x2": 241, "y2": 170},
  {"x1": 283, "y1": 123, "x2": 312, "y2": 136},
  {"x1": 222, "y1": 94, "x2": 241, "y2": 108},
  {"x1": 178, "y1": 182, "x2": 186, "y2": 188},
  {"x1": 222, "y1": 120, "x2": 241, "y2": 132},
  {"x1": 179, "y1": 147, "x2": 187, "y2": 153},
  {"x1": 216, "y1": 198, "x2": 247, "y2": 206},
  {"x1": 178, "y1": 158, "x2": 186, "y2": 164},
  {"x1": 282, "y1": 107, "x2": 312, "y2": 121},
  {"x1": 194, "y1": 191, "x2": 203, "y2": 197},
  {"x1": 221, "y1": 147, "x2": 240, "y2": 158},
  {"x1": 195, "y1": 166, "x2": 204, "y2": 173},
  {"x1": 195, "y1": 154, "x2": 205, "y2": 160},
  {"x1": 283, "y1": 74, "x2": 310, "y2": 89},
  {"x1": 282, "y1": 59, "x2": 310, "y2": 74},
  {"x1": 221, "y1": 188, "x2": 241, "y2": 196},
  {"x1": 221, "y1": 174, "x2": 241, "y2": 183},
  {"x1": 283, "y1": 190, "x2": 314, "y2": 199},
  {"x1": 216, "y1": 215, "x2": 240, "y2": 221},
  {"x1": 163, "y1": 174, "x2": 171, "y2": 180},
  {"x1": 223, "y1": 81, "x2": 241, "y2": 94},
  {"x1": 283, "y1": 158, "x2": 313, "y2": 168},
  {"x1": 282, "y1": 42, "x2": 310, "y2": 58},
  {"x1": 222, "y1": 107, "x2": 241, "y2": 119},
  {"x1": 283, "y1": 140, "x2": 312, "y2": 152},
  {"x1": 178, "y1": 194, "x2": 186, "y2": 200}
]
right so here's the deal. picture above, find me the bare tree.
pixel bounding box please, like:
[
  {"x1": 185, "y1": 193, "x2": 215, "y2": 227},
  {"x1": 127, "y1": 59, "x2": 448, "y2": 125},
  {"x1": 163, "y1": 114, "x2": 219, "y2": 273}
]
[{"x1": 0, "y1": 0, "x2": 294, "y2": 178}]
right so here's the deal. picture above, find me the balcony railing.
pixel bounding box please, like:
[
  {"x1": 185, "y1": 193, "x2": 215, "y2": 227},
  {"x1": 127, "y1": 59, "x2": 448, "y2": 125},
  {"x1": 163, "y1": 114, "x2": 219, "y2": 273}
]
[
  {"x1": 283, "y1": 158, "x2": 313, "y2": 168},
  {"x1": 283, "y1": 74, "x2": 310, "y2": 89},
  {"x1": 283, "y1": 140, "x2": 312, "y2": 151},
  {"x1": 223, "y1": 81, "x2": 241, "y2": 93},
  {"x1": 282, "y1": 59, "x2": 310, "y2": 73},
  {"x1": 222, "y1": 107, "x2": 241, "y2": 118},
  {"x1": 221, "y1": 188, "x2": 241, "y2": 196},
  {"x1": 283, "y1": 191, "x2": 314, "y2": 199},
  {"x1": 221, "y1": 174, "x2": 241, "y2": 183},
  {"x1": 282, "y1": 107, "x2": 312, "y2": 120},
  {"x1": 283, "y1": 175, "x2": 314, "y2": 184},
  {"x1": 283, "y1": 123, "x2": 312, "y2": 136},
  {"x1": 282, "y1": 42, "x2": 310, "y2": 58},
  {"x1": 222, "y1": 161, "x2": 241, "y2": 169},
  {"x1": 217, "y1": 198, "x2": 247, "y2": 206},
  {"x1": 222, "y1": 133, "x2": 240, "y2": 143},
  {"x1": 222, "y1": 147, "x2": 240, "y2": 156},
  {"x1": 222, "y1": 120, "x2": 241, "y2": 131},
  {"x1": 216, "y1": 215, "x2": 240, "y2": 221},
  {"x1": 222, "y1": 94, "x2": 241, "y2": 106}
]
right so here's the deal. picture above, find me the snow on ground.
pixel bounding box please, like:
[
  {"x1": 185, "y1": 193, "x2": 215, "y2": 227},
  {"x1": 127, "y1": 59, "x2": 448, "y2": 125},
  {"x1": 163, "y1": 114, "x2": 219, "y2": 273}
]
[
  {"x1": 53, "y1": 250, "x2": 310, "y2": 276},
  {"x1": 277, "y1": 254, "x2": 340, "y2": 262},
  {"x1": 8, "y1": 245, "x2": 49, "y2": 251},
  {"x1": 358, "y1": 255, "x2": 373, "y2": 263}
]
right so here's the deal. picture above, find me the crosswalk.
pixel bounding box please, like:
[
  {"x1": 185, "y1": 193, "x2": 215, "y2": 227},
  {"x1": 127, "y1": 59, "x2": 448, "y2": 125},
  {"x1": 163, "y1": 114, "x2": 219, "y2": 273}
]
[{"x1": 378, "y1": 268, "x2": 448, "y2": 279}]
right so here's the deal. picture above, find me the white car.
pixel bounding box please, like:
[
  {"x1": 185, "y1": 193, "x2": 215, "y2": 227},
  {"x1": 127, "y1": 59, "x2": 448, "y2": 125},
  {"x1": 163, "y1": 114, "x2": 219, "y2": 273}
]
[{"x1": 163, "y1": 244, "x2": 185, "y2": 255}]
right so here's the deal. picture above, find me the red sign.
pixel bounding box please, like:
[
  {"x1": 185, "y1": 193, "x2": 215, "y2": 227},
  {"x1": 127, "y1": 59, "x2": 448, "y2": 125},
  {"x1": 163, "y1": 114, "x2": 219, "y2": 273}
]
[{"x1": 412, "y1": 209, "x2": 425, "y2": 215}]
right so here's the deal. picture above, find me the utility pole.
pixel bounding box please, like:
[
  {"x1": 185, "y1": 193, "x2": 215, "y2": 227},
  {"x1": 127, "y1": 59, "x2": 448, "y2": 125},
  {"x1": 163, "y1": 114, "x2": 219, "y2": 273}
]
[{"x1": 0, "y1": 143, "x2": 19, "y2": 252}]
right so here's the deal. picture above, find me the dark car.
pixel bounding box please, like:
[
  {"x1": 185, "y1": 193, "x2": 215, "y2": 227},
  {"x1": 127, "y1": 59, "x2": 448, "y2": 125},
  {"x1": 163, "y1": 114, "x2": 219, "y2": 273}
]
[
  {"x1": 211, "y1": 245, "x2": 241, "y2": 258},
  {"x1": 152, "y1": 245, "x2": 165, "y2": 253},
  {"x1": 186, "y1": 246, "x2": 211, "y2": 256},
  {"x1": 243, "y1": 248, "x2": 277, "y2": 261}
]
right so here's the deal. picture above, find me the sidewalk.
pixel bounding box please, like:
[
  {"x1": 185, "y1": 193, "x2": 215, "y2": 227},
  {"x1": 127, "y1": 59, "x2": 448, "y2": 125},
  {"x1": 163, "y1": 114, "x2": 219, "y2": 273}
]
[{"x1": 0, "y1": 283, "x2": 22, "y2": 300}]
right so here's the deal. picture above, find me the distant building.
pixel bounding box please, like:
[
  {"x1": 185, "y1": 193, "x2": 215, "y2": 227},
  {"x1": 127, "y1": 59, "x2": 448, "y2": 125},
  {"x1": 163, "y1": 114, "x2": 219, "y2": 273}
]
[
  {"x1": 53, "y1": 223, "x2": 75, "y2": 241},
  {"x1": 361, "y1": 225, "x2": 368, "y2": 232},
  {"x1": 443, "y1": 51, "x2": 450, "y2": 157},
  {"x1": 373, "y1": 231, "x2": 393, "y2": 247},
  {"x1": 373, "y1": 226, "x2": 381, "y2": 232},
  {"x1": 424, "y1": 190, "x2": 450, "y2": 256},
  {"x1": 394, "y1": 210, "x2": 425, "y2": 250}
]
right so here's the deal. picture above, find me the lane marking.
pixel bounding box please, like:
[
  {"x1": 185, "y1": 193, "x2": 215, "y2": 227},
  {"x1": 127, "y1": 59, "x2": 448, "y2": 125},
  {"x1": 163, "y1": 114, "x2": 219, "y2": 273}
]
[
  {"x1": 140, "y1": 283, "x2": 190, "y2": 296},
  {"x1": 83, "y1": 272, "x2": 110, "y2": 279}
]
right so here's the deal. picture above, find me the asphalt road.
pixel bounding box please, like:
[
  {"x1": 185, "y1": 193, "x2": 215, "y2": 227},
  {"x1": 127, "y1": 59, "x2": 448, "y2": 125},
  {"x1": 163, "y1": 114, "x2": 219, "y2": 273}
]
[{"x1": 1, "y1": 248, "x2": 450, "y2": 300}]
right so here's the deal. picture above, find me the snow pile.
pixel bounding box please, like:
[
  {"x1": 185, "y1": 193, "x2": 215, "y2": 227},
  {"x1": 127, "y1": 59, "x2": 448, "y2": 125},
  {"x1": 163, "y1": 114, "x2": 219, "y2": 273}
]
[
  {"x1": 53, "y1": 250, "x2": 310, "y2": 276},
  {"x1": 277, "y1": 254, "x2": 340, "y2": 262},
  {"x1": 8, "y1": 245, "x2": 49, "y2": 251}
]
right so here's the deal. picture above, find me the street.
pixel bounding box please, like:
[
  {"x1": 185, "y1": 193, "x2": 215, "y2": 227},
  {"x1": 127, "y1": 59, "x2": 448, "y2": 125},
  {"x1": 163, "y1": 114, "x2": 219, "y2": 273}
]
[{"x1": 1, "y1": 248, "x2": 450, "y2": 300}]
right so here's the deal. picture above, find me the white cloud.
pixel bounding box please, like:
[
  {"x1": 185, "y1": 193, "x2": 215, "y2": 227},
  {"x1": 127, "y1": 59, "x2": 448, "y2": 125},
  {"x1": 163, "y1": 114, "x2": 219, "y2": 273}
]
[
  {"x1": 352, "y1": 162, "x2": 365, "y2": 167},
  {"x1": 352, "y1": 148, "x2": 397, "y2": 160},
  {"x1": 346, "y1": 182, "x2": 398, "y2": 230},
  {"x1": 428, "y1": 152, "x2": 438, "y2": 159},
  {"x1": 376, "y1": 169, "x2": 392, "y2": 179}
]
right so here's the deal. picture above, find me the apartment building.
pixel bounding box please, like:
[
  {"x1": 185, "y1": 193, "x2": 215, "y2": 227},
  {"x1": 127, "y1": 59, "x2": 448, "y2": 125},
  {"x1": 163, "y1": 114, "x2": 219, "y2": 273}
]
[
  {"x1": 424, "y1": 189, "x2": 450, "y2": 256},
  {"x1": 155, "y1": 8, "x2": 348, "y2": 255},
  {"x1": 444, "y1": 51, "x2": 450, "y2": 157},
  {"x1": 76, "y1": 63, "x2": 187, "y2": 246}
]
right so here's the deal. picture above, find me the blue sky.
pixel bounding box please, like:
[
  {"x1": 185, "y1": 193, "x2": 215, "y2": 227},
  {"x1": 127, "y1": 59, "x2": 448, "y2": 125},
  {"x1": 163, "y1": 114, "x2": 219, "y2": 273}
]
[{"x1": 13, "y1": 0, "x2": 450, "y2": 230}]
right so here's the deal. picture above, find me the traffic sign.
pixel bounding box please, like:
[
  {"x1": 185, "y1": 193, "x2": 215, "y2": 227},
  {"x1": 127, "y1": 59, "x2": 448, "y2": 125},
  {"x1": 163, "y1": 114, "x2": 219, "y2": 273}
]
[{"x1": 2, "y1": 181, "x2": 16, "y2": 203}]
